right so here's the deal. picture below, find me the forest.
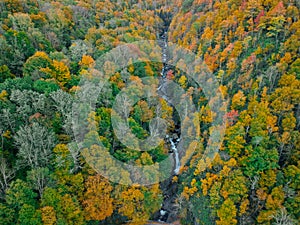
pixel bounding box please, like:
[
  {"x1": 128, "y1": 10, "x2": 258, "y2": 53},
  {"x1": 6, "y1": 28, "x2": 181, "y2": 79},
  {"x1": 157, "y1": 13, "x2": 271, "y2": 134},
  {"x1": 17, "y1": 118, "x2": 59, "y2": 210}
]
[{"x1": 0, "y1": 0, "x2": 299, "y2": 224}]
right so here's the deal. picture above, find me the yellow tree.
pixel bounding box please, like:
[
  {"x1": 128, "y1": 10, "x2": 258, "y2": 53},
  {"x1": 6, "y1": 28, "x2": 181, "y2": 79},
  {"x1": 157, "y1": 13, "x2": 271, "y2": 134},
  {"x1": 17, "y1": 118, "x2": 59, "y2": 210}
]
[
  {"x1": 41, "y1": 206, "x2": 56, "y2": 225},
  {"x1": 117, "y1": 185, "x2": 148, "y2": 225},
  {"x1": 231, "y1": 90, "x2": 246, "y2": 110},
  {"x1": 23, "y1": 51, "x2": 52, "y2": 78},
  {"x1": 257, "y1": 186, "x2": 285, "y2": 224},
  {"x1": 216, "y1": 198, "x2": 238, "y2": 225},
  {"x1": 83, "y1": 175, "x2": 114, "y2": 221},
  {"x1": 79, "y1": 55, "x2": 95, "y2": 69},
  {"x1": 50, "y1": 60, "x2": 71, "y2": 85}
]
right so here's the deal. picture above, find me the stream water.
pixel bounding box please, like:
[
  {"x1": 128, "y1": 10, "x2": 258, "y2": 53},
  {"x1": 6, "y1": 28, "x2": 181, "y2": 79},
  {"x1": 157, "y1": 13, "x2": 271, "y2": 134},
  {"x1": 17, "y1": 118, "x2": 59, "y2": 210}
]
[
  {"x1": 157, "y1": 29, "x2": 181, "y2": 176},
  {"x1": 153, "y1": 21, "x2": 181, "y2": 223}
]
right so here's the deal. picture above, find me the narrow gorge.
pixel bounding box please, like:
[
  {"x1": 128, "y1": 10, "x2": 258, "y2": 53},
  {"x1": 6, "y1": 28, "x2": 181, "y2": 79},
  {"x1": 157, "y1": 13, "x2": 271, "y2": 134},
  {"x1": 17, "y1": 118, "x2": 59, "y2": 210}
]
[{"x1": 152, "y1": 11, "x2": 182, "y2": 223}]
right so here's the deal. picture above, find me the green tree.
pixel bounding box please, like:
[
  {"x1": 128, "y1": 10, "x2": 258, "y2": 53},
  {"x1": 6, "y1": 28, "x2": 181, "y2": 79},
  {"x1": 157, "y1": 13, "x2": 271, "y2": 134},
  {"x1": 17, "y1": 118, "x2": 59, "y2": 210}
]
[
  {"x1": 18, "y1": 204, "x2": 42, "y2": 225},
  {"x1": 26, "y1": 167, "x2": 51, "y2": 197},
  {"x1": 41, "y1": 187, "x2": 84, "y2": 225},
  {"x1": 0, "y1": 65, "x2": 14, "y2": 83},
  {"x1": 240, "y1": 146, "x2": 279, "y2": 177},
  {"x1": 23, "y1": 51, "x2": 52, "y2": 79},
  {"x1": 6, "y1": 179, "x2": 37, "y2": 210},
  {"x1": 3, "y1": 29, "x2": 35, "y2": 74},
  {"x1": 0, "y1": 203, "x2": 15, "y2": 225}
]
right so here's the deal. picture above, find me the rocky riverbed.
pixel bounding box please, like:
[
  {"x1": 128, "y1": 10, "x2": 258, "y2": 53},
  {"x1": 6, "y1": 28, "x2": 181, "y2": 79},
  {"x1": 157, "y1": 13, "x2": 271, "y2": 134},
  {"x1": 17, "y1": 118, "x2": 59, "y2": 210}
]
[{"x1": 152, "y1": 12, "x2": 182, "y2": 224}]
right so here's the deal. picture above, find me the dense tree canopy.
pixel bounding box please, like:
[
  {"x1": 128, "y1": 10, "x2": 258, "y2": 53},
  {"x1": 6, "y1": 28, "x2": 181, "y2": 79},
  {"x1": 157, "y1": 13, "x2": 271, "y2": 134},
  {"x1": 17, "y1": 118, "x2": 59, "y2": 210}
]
[{"x1": 0, "y1": 0, "x2": 299, "y2": 224}]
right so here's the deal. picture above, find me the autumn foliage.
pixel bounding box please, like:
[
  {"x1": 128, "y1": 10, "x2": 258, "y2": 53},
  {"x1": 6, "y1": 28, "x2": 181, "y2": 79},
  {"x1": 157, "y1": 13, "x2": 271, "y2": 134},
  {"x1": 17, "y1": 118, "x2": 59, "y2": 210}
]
[{"x1": 0, "y1": 0, "x2": 299, "y2": 224}]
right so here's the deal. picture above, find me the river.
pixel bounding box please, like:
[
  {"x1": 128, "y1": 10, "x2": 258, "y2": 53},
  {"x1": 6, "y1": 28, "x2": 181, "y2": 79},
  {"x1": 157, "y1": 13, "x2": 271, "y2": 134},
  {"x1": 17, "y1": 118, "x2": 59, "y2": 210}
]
[{"x1": 153, "y1": 17, "x2": 181, "y2": 223}]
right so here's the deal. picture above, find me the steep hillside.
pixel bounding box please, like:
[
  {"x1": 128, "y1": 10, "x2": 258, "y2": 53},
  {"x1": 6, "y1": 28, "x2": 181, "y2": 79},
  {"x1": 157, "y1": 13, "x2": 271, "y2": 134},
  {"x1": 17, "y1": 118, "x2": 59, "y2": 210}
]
[
  {"x1": 0, "y1": 0, "x2": 299, "y2": 225},
  {"x1": 168, "y1": 0, "x2": 300, "y2": 224}
]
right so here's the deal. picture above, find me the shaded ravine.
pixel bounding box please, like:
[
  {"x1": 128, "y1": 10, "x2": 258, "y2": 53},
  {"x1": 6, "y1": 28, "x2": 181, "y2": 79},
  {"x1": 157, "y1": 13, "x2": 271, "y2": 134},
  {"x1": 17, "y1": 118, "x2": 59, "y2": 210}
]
[
  {"x1": 157, "y1": 26, "x2": 181, "y2": 176},
  {"x1": 152, "y1": 12, "x2": 181, "y2": 223}
]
